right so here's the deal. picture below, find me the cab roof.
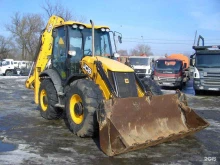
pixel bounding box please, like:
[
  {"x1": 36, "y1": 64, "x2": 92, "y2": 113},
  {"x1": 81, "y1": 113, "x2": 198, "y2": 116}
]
[{"x1": 55, "y1": 21, "x2": 110, "y2": 29}]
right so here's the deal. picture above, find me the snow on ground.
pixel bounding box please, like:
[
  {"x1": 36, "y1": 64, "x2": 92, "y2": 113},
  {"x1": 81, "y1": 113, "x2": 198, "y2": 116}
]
[{"x1": 0, "y1": 76, "x2": 28, "y2": 79}]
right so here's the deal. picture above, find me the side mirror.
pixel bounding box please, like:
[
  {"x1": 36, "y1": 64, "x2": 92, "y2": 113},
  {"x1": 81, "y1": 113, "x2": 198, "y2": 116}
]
[
  {"x1": 118, "y1": 36, "x2": 122, "y2": 43},
  {"x1": 114, "y1": 52, "x2": 120, "y2": 58},
  {"x1": 190, "y1": 58, "x2": 195, "y2": 66}
]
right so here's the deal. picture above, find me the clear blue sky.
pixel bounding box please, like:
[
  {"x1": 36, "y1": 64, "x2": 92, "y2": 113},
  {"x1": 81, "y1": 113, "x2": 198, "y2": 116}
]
[{"x1": 0, "y1": 0, "x2": 220, "y2": 55}]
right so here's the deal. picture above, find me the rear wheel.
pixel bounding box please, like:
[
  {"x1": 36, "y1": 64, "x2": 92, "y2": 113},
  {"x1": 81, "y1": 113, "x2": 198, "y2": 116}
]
[
  {"x1": 65, "y1": 79, "x2": 103, "y2": 137},
  {"x1": 141, "y1": 78, "x2": 163, "y2": 95},
  {"x1": 39, "y1": 79, "x2": 63, "y2": 119}
]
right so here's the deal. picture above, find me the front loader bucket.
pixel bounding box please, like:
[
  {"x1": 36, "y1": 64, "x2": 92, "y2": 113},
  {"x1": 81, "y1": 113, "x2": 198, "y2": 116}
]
[{"x1": 98, "y1": 92, "x2": 209, "y2": 156}]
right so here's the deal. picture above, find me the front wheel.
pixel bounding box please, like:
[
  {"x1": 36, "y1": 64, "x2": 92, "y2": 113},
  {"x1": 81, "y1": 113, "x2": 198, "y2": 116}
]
[
  {"x1": 178, "y1": 82, "x2": 183, "y2": 90},
  {"x1": 5, "y1": 70, "x2": 13, "y2": 76},
  {"x1": 195, "y1": 90, "x2": 202, "y2": 95},
  {"x1": 65, "y1": 79, "x2": 103, "y2": 137}
]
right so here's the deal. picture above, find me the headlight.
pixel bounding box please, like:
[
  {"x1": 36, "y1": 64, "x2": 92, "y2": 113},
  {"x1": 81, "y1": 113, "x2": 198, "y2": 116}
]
[
  {"x1": 176, "y1": 77, "x2": 182, "y2": 81},
  {"x1": 154, "y1": 76, "x2": 158, "y2": 80}
]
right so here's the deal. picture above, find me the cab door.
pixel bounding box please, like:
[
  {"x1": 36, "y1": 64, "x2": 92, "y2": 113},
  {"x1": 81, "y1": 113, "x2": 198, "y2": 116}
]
[{"x1": 51, "y1": 26, "x2": 68, "y2": 80}]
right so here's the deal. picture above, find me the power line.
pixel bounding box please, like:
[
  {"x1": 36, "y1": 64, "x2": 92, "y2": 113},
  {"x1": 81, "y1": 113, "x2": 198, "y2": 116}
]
[
  {"x1": 122, "y1": 40, "x2": 220, "y2": 45},
  {"x1": 150, "y1": 49, "x2": 194, "y2": 52},
  {"x1": 124, "y1": 38, "x2": 194, "y2": 41},
  {"x1": 122, "y1": 40, "x2": 193, "y2": 45},
  {"x1": 123, "y1": 37, "x2": 220, "y2": 41}
]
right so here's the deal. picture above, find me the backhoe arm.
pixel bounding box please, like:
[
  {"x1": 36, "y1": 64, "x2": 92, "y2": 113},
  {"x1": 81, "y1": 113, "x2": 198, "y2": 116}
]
[{"x1": 25, "y1": 15, "x2": 64, "y2": 104}]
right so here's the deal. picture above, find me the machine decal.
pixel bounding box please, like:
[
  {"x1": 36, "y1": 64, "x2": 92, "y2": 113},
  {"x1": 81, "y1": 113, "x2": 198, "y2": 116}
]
[
  {"x1": 124, "y1": 78, "x2": 129, "y2": 83},
  {"x1": 83, "y1": 64, "x2": 92, "y2": 75}
]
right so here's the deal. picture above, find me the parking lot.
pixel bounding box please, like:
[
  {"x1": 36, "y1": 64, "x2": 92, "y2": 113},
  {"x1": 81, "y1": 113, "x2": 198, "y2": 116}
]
[{"x1": 0, "y1": 77, "x2": 219, "y2": 165}]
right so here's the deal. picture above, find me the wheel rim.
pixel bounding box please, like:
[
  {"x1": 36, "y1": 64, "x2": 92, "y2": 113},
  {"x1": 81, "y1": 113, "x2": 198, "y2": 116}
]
[
  {"x1": 6, "y1": 71, "x2": 12, "y2": 76},
  {"x1": 69, "y1": 94, "x2": 84, "y2": 124},
  {"x1": 40, "y1": 89, "x2": 48, "y2": 111}
]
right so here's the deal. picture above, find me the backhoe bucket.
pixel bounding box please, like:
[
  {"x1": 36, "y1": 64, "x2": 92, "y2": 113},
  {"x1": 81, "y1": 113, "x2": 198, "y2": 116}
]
[{"x1": 98, "y1": 92, "x2": 209, "y2": 156}]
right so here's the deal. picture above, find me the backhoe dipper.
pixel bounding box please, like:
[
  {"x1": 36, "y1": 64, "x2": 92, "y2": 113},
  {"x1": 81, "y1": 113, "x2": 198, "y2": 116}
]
[{"x1": 25, "y1": 15, "x2": 209, "y2": 156}]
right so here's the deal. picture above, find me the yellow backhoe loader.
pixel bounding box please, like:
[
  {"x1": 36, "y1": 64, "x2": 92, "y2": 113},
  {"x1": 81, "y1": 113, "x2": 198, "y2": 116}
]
[{"x1": 25, "y1": 15, "x2": 209, "y2": 156}]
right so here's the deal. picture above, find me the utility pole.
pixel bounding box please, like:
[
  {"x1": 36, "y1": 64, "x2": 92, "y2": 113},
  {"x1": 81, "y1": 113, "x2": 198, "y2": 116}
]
[{"x1": 141, "y1": 36, "x2": 145, "y2": 55}]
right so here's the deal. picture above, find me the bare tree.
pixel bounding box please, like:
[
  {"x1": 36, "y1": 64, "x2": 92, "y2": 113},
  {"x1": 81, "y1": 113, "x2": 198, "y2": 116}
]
[
  {"x1": 42, "y1": 0, "x2": 86, "y2": 22},
  {"x1": 0, "y1": 35, "x2": 13, "y2": 60},
  {"x1": 118, "y1": 49, "x2": 128, "y2": 56},
  {"x1": 5, "y1": 12, "x2": 44, "y2": 60},
  {"x1": 130, "y1": 44, "x2": 153, "y2": 56}
]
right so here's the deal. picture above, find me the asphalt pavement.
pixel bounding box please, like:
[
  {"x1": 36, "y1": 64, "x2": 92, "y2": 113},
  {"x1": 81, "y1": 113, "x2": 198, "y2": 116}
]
[{"x1": 0, "y1": 77, "x2": 219, "y2": 165}]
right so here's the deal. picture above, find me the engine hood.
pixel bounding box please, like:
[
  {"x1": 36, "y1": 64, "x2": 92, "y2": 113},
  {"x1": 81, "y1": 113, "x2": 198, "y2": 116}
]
[{"x1": 82, "y1": 56, "x2": 134, "y2": 72}]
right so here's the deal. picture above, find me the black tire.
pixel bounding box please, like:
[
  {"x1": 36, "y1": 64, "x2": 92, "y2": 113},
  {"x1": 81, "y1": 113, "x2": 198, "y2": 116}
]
[
  {"x1": 39, "y1": 79, "x2": 63, "y2": 119},
  {"x1": 65, "y1": 79, "x2": 103, "y2": 137},
  {"x1": 178, "y1": 82, "x2": 183, "y2": 90},
  {"x1": 5, "y1": 70, "x2": 13, "y2": 76},
  {"x1": 141, "y1": 78, "x2": 163, "y2": 95},
  {"x1": 183, "y1": 81, "x2": 186, "y2": 86},
  {"x1": 195, "y1": 90, "x2": 202, "y2": 95}
]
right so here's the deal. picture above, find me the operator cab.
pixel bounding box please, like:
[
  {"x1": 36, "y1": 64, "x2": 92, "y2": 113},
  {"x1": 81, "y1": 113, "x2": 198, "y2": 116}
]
[{"x1": 51, "y1": 24, "x2": 120, "y2": 80}]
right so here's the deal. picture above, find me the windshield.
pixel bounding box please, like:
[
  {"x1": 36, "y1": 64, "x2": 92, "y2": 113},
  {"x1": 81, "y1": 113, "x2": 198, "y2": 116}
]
[
  {"x1": 155, "y1": 60, "x2": 182, "y2": 71},
  {"x1": 68, "y1": 26, "x2": 112, "y2": 60},
  {"x1": 129, "y1": 58, "x2": 149, "y2": 65},
  {"x1": 196, "y1": 54, "x2": 220, "y2": 68},
  {"x1": 1, "y1": 60, "x2": 10, "y2": 66}
]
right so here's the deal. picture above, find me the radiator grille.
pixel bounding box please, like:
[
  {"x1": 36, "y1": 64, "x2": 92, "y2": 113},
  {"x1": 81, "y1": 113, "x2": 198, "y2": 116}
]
[
  {"x1": 202, "y1": 79, "x2": 220, "y2": 86},
  {"x1": 134, "y1": 69, "x2": 146, "y2": 73},
  {"x1": 159, "y1": 77, "x2": 176, "y2": 81},
  {"x1": 108, "y1": 71, "x2": 138, "y2": 98},
  {"x1": 205, "y1": 72, "x2": 220, "y2": 78}
]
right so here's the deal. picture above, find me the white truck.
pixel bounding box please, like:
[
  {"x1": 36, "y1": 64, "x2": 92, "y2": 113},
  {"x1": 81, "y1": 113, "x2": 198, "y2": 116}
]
[
  {"x1": 191, "y1": 35, "x2": 220, "y2": 94},
  {"x1": 0, "y1": 59, "x2": 16, "y2": 76},
  {"x1": 128, "y1": 56, "x2": 153, "y2": 78},
  {"x1": 127, "y1": 56, "x2": 164, "y2": 78}
]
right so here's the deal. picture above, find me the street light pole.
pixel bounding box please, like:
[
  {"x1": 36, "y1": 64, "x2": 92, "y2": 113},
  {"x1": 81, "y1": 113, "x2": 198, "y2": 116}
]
[{"x1": 141, "y1": 36, "x2": 145, "y2": 55}]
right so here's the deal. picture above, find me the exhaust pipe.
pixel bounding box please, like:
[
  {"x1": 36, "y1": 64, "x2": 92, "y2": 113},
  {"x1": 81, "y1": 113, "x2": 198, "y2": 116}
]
[{"x1": 90, "y1": 20, "x2": 95, "y2": 57}]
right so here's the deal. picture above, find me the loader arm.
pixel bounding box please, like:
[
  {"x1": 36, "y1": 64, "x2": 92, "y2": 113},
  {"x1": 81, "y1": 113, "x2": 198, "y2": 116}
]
[{"x1": 25, "y1": 15, "x2": 64, "y2": 104}]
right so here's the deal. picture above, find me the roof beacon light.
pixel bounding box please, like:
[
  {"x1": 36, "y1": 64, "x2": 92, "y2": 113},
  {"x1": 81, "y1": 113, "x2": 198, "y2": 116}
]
[
  {"x1": 72, "y1": 24, "x2": 78, "y2": 29},
  {"x1": 79, "y1": 25, "x2": 84, "y2": 30}
]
